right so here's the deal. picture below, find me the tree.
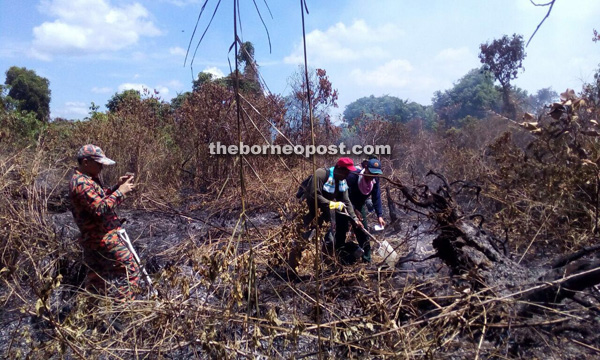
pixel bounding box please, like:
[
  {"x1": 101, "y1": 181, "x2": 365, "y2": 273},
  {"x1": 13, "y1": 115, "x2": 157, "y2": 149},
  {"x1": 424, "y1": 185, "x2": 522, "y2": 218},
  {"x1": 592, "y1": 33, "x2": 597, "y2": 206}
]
[
  {"x1": 344, "y1": 95, "x2": 433, "y2": 128},
  {"x1": 4, "y1": 66, "x2": 51, "y2": 122},
  {"x1": 238, "y1": 42, "x2": 258, "y2": 81},
  {"x1": 192, "y1": 72, "x2": 214, "y2": 92},
  {"x1": 432, "y1": 68, "x2": 501, "y2": 127},
  {"x1": 106, "y1": 89, "x2": 141, "y2": 112},
  {"x1": 170, "y1": 91, "x2": 192, "y2": 111},
  {"x1": 0, "y1": 84, "x2": 12, "y2": 112},
  {"x1": 479, "y1": 34, "x2": 526, "y2": 118},
  {"x1": 0, "y1": 108, "x2": 43, "y2": 147},
  {"x1": 195, "y1": 42, "x2": 263, "y2": 95},
  {"x1": 278, "y1": 67, "x2": 340, "y2": 146}
]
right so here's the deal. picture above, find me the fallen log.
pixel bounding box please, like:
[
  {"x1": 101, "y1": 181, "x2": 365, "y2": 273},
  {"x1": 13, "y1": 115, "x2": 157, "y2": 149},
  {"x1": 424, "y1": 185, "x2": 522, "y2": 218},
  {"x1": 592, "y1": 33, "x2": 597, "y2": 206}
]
[{"x1": 386, "y1": 171, "x2": 600, "y2": 306}]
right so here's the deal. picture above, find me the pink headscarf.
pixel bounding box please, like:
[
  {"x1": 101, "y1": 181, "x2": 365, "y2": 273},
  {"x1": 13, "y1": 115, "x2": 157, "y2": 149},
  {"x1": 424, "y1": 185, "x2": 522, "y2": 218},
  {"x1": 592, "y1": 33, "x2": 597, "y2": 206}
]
[{"x1": 358, "y1": 169, "x2": 374, "y2": 195}]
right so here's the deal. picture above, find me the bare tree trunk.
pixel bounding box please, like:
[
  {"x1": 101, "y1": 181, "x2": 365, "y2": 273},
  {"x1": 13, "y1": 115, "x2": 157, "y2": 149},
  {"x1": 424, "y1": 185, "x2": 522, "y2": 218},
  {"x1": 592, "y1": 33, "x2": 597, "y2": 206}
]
[
  {"x1": 385, "y1": 187, "x2": 400, "y2": 231},
  {"x1": 502, "y1": 85, "x2": 515, "y2": 120}
]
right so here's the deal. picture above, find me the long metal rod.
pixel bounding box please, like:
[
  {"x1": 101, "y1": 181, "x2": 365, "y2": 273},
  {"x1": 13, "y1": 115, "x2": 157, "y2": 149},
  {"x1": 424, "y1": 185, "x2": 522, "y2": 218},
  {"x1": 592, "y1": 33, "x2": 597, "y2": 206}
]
[
  {"x1": 117, "y1": 228, "x2": 157, "y2": 297},
  {"x1": 337, "y1": 209, "x2": 399, "y2": 264}
]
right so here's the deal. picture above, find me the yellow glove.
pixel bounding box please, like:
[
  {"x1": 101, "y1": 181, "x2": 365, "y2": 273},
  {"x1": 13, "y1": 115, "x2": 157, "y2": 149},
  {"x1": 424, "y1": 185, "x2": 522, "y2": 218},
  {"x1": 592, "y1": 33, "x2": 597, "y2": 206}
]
[{"x1": 329, "y1": 201, "x2": 345, "y2": 211}]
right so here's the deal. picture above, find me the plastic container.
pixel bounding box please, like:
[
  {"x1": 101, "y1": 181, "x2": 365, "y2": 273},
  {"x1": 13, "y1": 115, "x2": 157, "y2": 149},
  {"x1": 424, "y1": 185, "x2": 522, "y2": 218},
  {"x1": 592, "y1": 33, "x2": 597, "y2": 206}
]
[{"x1": 377, "y1": 239, "x2": 398, "y2": 266}]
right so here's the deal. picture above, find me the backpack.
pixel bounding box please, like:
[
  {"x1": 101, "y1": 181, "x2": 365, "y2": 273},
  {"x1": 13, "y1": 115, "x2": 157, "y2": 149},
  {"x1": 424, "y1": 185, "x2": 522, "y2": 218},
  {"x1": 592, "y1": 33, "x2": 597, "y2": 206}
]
[{"x1": 295, "y1": 175, "x2": 313, "y2": 200}]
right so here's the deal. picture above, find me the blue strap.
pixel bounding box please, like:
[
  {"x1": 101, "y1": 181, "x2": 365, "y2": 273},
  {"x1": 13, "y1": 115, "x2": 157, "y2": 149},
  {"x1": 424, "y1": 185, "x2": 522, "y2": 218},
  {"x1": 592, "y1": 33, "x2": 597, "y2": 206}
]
[{"x1": 323, "y1": 167, "x2": 348, "y2": 193}]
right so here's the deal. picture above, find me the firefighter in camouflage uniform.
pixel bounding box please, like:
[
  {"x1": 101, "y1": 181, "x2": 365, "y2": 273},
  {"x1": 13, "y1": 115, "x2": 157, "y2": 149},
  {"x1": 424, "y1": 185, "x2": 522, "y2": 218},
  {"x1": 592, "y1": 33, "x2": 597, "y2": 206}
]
[{"x1": 69, "y1": 144, "x2": 139, "y2": 300}]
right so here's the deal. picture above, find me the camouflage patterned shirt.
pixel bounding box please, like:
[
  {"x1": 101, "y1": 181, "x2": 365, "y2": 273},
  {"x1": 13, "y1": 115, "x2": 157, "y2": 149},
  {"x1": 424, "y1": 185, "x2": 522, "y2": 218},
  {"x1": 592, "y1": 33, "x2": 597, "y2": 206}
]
[{"x1": 69, "y1": 169, "x2": 125, "y2": 242}]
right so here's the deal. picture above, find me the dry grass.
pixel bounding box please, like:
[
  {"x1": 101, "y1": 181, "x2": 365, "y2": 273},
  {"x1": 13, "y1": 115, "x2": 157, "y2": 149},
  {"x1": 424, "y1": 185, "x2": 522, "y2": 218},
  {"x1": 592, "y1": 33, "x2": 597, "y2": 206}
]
[
  {"x1": 1, "y1": 145, "x2": 598, "y2": 359},
  {"x1": 2, "y1": 88, "x2": 600, "y2": 358}
]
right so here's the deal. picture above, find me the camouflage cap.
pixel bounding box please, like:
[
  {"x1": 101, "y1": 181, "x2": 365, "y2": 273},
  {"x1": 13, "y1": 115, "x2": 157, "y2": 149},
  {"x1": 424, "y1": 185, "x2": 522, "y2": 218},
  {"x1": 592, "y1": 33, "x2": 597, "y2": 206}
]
[{"x1": 77, "y1": 144, "x2": 116, "y2": 165}]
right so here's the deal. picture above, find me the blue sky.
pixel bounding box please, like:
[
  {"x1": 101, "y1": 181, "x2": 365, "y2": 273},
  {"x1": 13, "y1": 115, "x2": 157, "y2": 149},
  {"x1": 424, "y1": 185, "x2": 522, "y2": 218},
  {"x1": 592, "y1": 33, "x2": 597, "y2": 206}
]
[{"x1": 0, "y1": 0, "x2": 598, "y2": 121}]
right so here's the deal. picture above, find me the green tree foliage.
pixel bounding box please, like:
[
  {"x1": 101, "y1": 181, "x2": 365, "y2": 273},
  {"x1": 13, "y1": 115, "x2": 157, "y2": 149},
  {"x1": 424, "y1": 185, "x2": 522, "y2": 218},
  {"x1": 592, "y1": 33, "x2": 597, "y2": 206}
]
[
  {"x1": 237, "y1": 41, "x2": 259, "y2": 86},
  {"x1": 479, "y1": 34, "x2": 526, "y2": 118},
  {"x1": 343, "y1": 95, "x2": 433, "y2": 128},
  {"x1": 217, "y1": 70, "x2": 262, "y2": 95},
  {"x1": 432, "y1": 68, "x2": 500, "y2": 127},
  {"x1": 4, "y1": 66, "x2": 51, "y2": 122},
  {"x1": 192, "y1": 72, "x2": 214, "y2": 92},
  {"x1": 0, "y1": 109, "x2": 44, "y2": 148},
  {"x1": 194, "y1": 42, "x2": 262, "y2": 96},
  {"x1": 0, "y1": 84, "x2": 10, "y2": 111},
  {"x1": 106, "y1": 89, "x2": 142, "y2": 112},
  {"x1": 170, "y1": 91, "x2": 192, "y2": 111}
]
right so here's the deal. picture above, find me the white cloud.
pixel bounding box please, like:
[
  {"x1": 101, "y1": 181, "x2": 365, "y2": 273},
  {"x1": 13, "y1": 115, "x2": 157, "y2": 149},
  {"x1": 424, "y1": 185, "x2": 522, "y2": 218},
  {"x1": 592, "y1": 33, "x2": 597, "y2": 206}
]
[
  {"x1": 32, "y1": 0, "x2": 161, "y2": 59},
  {"x1": 203, "y1": 66, "x2": 225, "y2": 79},
  {"x1": 117, "y1": 83, "x2": 170, "y2": 97},
  {"x1": 53, "y1": 101, "x2": 89, "y2": 119},
  {"x1": 118, "y1": 83, "x2": 148, "y2": 93},
  {"x1": 91, "y1": 86, "x2": 112, "y2": 94},
  {"x1": 284, "y1": 20, "x2": 402, "y2": 65},
  {"x1": 169, "y1": 47, "x2": 186, "y2": 56},
  {"x1": 350, "y1": 59, "x2": 414, "y2": 88},
  {"x1": 155, "y1": 86, "x2": 170, "y2": 97}
]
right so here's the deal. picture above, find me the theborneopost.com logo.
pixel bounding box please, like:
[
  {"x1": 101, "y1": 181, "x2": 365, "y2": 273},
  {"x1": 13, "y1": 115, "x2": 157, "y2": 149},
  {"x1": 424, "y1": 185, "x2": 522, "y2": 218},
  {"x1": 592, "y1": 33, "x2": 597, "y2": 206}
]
[{"x1": 209, "y1": 142, "x2": 390, "y2": 158}]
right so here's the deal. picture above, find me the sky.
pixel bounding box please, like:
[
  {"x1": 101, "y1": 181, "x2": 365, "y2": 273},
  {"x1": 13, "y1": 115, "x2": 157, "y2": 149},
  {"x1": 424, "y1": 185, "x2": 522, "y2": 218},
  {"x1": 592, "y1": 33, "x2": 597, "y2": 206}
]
[{"x1": 0, "y1": 0, "x2": 598, "y2": 121}]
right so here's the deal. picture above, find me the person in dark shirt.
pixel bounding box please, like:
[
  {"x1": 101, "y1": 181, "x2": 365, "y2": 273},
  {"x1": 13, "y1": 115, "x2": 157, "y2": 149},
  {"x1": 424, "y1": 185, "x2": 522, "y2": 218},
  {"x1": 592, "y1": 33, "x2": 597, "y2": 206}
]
[
  {"x1": 344, "y1": 158, "x2": 385, "y2": 262},
  {"x1": 357, "y1": 157, "x2": 386, "y2": 229},
  {"x1": 289, "y1": 157, "x2": 363, "y2": 272}
]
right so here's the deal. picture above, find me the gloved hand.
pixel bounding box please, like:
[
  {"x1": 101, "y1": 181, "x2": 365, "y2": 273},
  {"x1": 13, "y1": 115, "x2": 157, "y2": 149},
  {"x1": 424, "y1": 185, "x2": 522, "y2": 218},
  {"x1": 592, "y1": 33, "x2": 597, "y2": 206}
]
[{"x1": 329, "y1": 201, "x2": 345, "y2": 211}]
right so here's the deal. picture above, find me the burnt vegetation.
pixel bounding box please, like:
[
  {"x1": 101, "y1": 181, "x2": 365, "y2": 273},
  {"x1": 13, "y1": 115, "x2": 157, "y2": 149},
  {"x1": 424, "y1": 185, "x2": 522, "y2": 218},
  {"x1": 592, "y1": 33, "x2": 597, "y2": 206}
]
[{"x1": 3, "y1": 4, "x2": 600, "y2": 360}]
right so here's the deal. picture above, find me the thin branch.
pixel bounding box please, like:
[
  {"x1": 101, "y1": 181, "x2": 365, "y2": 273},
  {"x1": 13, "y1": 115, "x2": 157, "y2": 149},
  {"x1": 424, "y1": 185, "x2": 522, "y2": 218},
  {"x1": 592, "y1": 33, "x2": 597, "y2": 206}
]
[
  {"x1": 529, "y1": 0, "x2": 554, "y2": 6},
  {"x1": 184, "y1": 0, "x2": 210, "y2": 67},
  {"x1": 189, "y1": 0, "x2": 223, "y2": 76},
  {"x1": 526, "y1": 0, "x2": 555, "y2": 47},
  {"x1": 252, "y1": 0, "x2": 272, "y2": 53}
]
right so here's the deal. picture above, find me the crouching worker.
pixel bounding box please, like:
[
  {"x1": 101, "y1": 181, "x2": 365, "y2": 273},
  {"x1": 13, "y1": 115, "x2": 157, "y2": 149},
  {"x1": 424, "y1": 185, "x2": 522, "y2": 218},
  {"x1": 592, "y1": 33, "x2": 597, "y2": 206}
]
[
  {"x1": 289, "y1": 157, "x2": 364, "y2": 274},
  {"x1": 345, "y1": 158, "x2": 385, "y2": 263},
  {"x1": 69, "y1": 144, "x2": 139, "y2": 300}
]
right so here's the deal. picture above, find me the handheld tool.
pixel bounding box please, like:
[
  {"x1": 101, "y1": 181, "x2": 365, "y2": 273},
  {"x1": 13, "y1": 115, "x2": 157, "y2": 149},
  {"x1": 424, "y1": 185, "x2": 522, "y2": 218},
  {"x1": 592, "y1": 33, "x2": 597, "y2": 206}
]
[
  {"x1": 116, "y1": 228, "x2": 158, "y2": 298},
  {"x1": 337, "y1": 209, "x2": 399, "y2": 266}
]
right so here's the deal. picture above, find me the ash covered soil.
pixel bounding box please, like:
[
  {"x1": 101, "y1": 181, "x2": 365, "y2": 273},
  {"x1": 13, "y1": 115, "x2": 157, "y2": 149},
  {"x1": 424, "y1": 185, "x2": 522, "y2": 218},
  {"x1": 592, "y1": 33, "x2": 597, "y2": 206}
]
[{"x1": 3, "y1": 198, "x2": 600, "y2": 359}]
